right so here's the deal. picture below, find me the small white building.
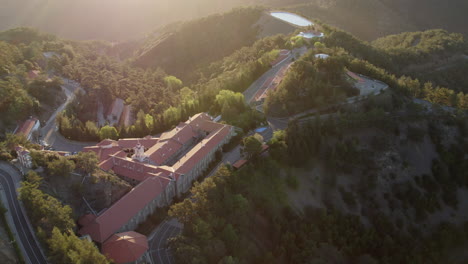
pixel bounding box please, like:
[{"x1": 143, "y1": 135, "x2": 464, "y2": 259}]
[{"x1": 16, "y1": 146, "x2": 32, "y2": 169}]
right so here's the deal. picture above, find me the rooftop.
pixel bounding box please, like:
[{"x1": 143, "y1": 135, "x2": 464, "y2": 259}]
[
  {"x1": 15, "y1": 118, "x2": 39, "y2": 138},
  {"x1": 79, "y1": 113, "x2": 233, "y2": 245},
  {"x1": 78, "y1": 176, "x2": 170, "y2": 243},
  {"x1": 102, "y1": 231, "x2": 148, "y2": 264}
]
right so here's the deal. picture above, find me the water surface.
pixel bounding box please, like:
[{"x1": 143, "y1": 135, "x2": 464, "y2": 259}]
[{"x1": 270, "y1": 12, "x2": 313, "y2": 27}]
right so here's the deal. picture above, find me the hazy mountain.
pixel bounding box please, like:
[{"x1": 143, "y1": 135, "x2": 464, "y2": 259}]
[
  {"x1": 0, "y1": 0, "x2": 262, "y2": 41},
  {"x1": 2, "y1": 0, "x2": 466, "y2": 42},
  {"x1": 286, "y1": 0, "x2": 468, "y2": 40}
]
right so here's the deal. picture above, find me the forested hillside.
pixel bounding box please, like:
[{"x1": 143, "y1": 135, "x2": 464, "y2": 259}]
[
  {"x1": 132, "y1": 7, "x2": 264, "y2": 80},
  {"x1": 169, "y1": 107, "x2": 468, "y2": 264},
  {"x1": 264, "y1": 50, "x2": 358, "y2": 116},
  {"x1": 264, "y1": 27, "x2": 468, "y2": 117},
  {"x1": 0, "y1": 0, "x2": 266, "y2": 41},
  {"x1": 286, "y1": 0, "x2": 468, "y2": 41},
  {"x1": 57, "y1": 32, "x2": 288, "y2": 141},
  {"x1": 0, "y1": 28, "x2": 70, "y2": 132},
  {"x1": 371, "y1": 30, "x2": 468, "y2": 93}
]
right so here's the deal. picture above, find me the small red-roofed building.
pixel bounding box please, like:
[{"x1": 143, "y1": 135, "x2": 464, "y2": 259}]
[
  {"x1": 102, "y1": 231, "x2": 148, "y2": 264},
  {"x1": 233, "y1": 159, "x2": 247, "y2": 170},
  {"x1": 27, "y1": 70, "x2": 41, "y2": 80},
  {"x1": 14, "y1": 117, "x2": 40, "y2": 141}
]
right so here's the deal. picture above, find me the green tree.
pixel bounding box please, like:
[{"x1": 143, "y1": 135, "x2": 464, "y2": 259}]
[
  {"x1": 85, "y1": 121, "x2": 99, "y2": 140},
  {"x1": 164, "y1": 75, "x2": 183, "y2": 91},
  {"x1": 99, "y1": 125, "x2": 119, "y2": 140},
  {"x1": 48, "y1": 228, "x2": 110, "y2": 264},
  {"x1": 243, "y1": 134, "x2": 263, "y2": 158},
  {"x1": 19, "y1": 174, "x2": 74, "y2": 234},
  {"x1": 47, "y1": 156, "x2": 75, "y2": 178},
  {"x1": 75, "y1": 151, "x2": 99, "y2": 175}
]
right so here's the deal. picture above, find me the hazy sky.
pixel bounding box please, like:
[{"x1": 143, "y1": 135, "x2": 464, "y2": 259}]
[{"x1": 0, "y1": 0, "x2": 258, "y2": 40}]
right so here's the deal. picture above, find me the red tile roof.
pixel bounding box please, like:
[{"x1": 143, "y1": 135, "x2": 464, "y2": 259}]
[
  {"x1": 78, "y1": 176, "x2": 170, "y2": 243},
  {"x1": 78, "y1": 214, "x2": 97, "y2": 227},
  {"x1": 99, "y1": 158, "x2": 115, "y2": 171},
  {"x1": 146, "y1": 139, "x2": 182, "y2": 165},
  {"x1": 111, "y1": 158, "x2": 155, "y2": 182},
  {"x1": 84, "y1": 145, "x2": 121, "y2": 162},
  {"x1": 233, "y1": 159, "x2": 247, "y2": 169},
  {"x1": 109, "y1": 156, "x2": 180, "y2": 183},
  {"x1": 102, "y1": 231, "x2": 148, "y2": 264},
  {"x1": 173, "y1": 125, "x2": 231, "y2": 175},
  {"x1": 27, "y1": 70, "x2": 40, "y2": 79},
  {"x1": 97, "y1": 139, "x2": 118, "y2": 147},
  {"x1": 118, "y1": 137, "x2": 158, "y2": 149},
  {"x1": 15, "y1": 118, "x2": 38, "y2": 137},
  {"x1": 197, "y1": 121, "x2": 224, "y2": 133},
  {"x1": 159, "y1": 122, "x2": 196, "y2": 145},
  {"x1": 185, "y1": 113, "x2": 212, "y2": 128},
  {"x1": 80, "y1": 113, "x2": 233, "y2": 246}
]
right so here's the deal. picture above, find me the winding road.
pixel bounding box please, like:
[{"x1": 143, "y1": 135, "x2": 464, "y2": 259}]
[
  {"x1": 0, "y1": 165, "x2": 48, "y2": 264},
  {"x1": 243, "y1": 46, "x2": 308, "y2": 104},
  {"x1": 41, "y1": 78, "x2": 95, "y2": 152}
]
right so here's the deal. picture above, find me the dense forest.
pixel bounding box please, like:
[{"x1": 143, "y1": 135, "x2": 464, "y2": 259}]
[
  {"x1": 169, "y1": 98, "x2": 468, "y2": 263},
  {"x1": 132, "y1": 7, "x2": 264, "y2": 81},
  {"x1": 264, "y1": 47, "x2": 358, "y2": 116},
  {"x1": 264, "y1": 28, "x2": 468, "y2": 117},
  {"x1": 58, "y1": 14, "x2": 289, "y2": 141},
  {"x1": 322, "y1": 28, "x2": 467, "y2": 74},
  {"x1": 0, "y1": 27, "x2": 71, "y2": 132},
  {"x1": 286, "y1": 0, "x2": 468, "y2": 41}
]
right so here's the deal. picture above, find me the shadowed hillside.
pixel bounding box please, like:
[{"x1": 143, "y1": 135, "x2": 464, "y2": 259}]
[
  {"x1": 286, "y1": 0, "x2": 468, "y2": 41},
  {"x1": 132, "y1": 7, "x2": 265, "y2": 80}
]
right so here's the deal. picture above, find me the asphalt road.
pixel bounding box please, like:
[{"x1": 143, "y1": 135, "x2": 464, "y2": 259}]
[
  {"x1": 0, "y1": 168, "x2": 48, "y2": 264},
  {"x1": 41, "y1": 78, "x2": 96, "y2": 152},
  {"x1": 149, "y1": 219, "x2": 182, "y2": 264},
  {"x1": 243, "y1": 46, "x2": 308, "y2": 104}
]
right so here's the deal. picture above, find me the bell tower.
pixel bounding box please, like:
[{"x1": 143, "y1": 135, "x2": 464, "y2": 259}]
[{"x1": 132, "y1": 143, "x2": 147, "y2": 162}]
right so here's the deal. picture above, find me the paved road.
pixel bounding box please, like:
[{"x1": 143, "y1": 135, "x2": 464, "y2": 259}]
[
  {"x1": 149, "y1": 219, "x2": 182, "y2": 264},
  {"x1": 0, "y1": 167, "x2": 48, "y2": 264},
  {"x1": 243, "y1": 46, "x2": 308, "y2": 104},
  {"x1": 41, "y1": 78, "x2": 96, "y2": 152},
  {"x1": 265, "y1": 72, "x2": 390, "y2": 131}
]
